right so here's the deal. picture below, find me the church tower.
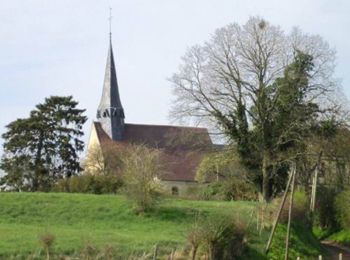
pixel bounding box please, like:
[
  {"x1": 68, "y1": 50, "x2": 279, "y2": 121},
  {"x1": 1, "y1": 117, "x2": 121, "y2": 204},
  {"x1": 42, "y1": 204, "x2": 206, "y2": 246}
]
[{"x1": 96, "y1": 37, "x2": 125, "y2": 141}]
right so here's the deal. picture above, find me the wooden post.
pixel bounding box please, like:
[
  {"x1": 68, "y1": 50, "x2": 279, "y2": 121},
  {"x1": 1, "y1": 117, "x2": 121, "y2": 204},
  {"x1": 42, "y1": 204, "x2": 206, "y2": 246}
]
[
  {"x1": 319, "y1": 255, "x2": 322, "y2": 260},
  {"x1": 310, "y1": 152, "x2": 322, "y2": 213},
  {"x1": 285, "y1": 165, "x2": 296, "y2": 260},
  {"x1": 310, "y1": 167, "x2": 315, "y2": 211},
  {"x1": 310, "y1": 166, "x2": 318, "y2": 212},
  {"x1": 339, "y1": 253, "x2": 343, "y2": 260},
  {"x1": 153, "y1": 244, "x2": 158, "y2": 260},
  {"x1": 257, "y1": 207, "x2": 259, "y2": 231},
  {"x1": 265, "y1": 165, "x2": 295, "y2": 254},
  {"x1": 169, "y1": 248, "x2": 176, "y2": 260}
]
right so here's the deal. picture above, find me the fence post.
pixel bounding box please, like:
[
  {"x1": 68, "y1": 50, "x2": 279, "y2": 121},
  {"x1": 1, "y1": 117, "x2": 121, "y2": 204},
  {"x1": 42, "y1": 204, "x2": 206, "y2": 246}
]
[
  {"x1": 265, "y1": 166, "x2": 295, "y2": 253},
  {"x1": 285, "y1": 166, "x2": 296, "y2": 260},
  {"x1": 319, "y1": 255, "x2": 322, "y2": 260},
  {"x1": 339, "y1": 253, "x2": 343, "y2": 260},
  {"x1": 153, "y1": 244, "x2": 158, "y2": 260}
]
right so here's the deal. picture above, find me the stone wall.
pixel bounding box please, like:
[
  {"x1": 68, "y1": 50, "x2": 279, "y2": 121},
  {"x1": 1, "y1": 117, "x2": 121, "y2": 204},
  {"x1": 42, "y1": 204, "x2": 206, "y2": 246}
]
[{"x1": 161, "y1": 180, "x2": 199, "y2": 196}]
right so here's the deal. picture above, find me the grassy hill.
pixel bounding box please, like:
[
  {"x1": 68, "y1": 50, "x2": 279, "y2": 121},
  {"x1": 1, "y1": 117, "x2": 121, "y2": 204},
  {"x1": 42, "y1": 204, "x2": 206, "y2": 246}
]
[{"x1": 0, "y1": 192, "x2": 322, "y2": 259}]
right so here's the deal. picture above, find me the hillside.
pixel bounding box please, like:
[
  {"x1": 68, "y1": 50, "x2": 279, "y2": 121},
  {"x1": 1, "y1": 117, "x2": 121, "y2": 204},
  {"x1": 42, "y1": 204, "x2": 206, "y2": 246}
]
[{"x1": 0, "y1": 192, "x2": 322, "y2": 259}]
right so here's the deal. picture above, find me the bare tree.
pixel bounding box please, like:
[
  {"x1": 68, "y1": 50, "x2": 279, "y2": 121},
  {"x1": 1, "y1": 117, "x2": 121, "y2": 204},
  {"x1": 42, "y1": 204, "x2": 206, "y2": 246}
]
[
  {"x1": 83, "y1": 143, "x2": 123, "y2": 176},
  {"x1": 170, "y1": 17, "x2": 340, "y2": 201},
  {"x1": 122, "y1": 145, "x2": 163, "y2": 214}
]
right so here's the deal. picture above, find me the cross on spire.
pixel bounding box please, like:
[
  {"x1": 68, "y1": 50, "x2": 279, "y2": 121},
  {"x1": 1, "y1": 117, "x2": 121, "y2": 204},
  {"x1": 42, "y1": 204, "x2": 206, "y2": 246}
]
[{"x1": 109, "y1": 7, "x2": 112, "y2": 39}]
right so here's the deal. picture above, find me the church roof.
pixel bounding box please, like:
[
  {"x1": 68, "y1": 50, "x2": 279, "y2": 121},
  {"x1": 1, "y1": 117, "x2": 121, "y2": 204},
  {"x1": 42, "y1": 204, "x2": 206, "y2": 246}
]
[{"x1": 93, "y1": 122, "x2": 212, "y2": 181}]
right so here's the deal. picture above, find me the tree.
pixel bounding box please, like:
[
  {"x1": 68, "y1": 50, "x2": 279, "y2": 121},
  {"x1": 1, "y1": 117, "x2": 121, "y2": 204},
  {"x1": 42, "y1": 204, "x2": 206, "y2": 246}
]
[
  {"x1": 196, "y1": 148, "x2": 256, "y2": 200},
  {"x1": 170, "y1": 17, "x2": 340, "y2": 201},
  {"x1": 0, "y1": 96, "x2": 87, "y2": 191},
  {"x1": 82, "y1": 143, "x2": 123, "y2": 176},
  {"x1": 306, "y1": 123, "x2": 350, "y2": 188},
  {"x1": 122, "y1": 145, "x2": 163, "y2": 214}
]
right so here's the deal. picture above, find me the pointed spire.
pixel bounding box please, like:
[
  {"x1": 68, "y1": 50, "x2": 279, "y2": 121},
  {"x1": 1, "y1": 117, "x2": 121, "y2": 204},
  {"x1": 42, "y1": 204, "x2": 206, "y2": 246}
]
[{"x1": 96, "y1": 13, "x2": 125, "y2": 141}]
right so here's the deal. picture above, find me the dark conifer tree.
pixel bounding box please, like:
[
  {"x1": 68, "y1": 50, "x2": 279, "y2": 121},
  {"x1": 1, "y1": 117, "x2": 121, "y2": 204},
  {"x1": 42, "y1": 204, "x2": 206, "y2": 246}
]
[{"x1": 0, "y1": 96, "x2": 87, "y2": 191}]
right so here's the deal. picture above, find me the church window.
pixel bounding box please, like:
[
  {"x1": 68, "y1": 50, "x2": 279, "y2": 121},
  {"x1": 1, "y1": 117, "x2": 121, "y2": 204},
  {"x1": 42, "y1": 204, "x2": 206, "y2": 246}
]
[{"x1": 171, "y1": 186, "x2": 179, "y2": 196}]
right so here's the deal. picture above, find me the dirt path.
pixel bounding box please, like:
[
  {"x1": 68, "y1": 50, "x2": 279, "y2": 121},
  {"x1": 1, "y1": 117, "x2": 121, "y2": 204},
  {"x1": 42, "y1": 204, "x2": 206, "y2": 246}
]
[{"x1": 321, "y1": 240, "x2": 350, "y2": 259}]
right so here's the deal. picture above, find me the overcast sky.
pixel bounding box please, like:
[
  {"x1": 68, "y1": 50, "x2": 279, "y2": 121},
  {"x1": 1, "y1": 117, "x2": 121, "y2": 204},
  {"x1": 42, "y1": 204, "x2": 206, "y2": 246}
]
[{"x1": 1, "y1": 0, "x2": 350, "y2": 155}]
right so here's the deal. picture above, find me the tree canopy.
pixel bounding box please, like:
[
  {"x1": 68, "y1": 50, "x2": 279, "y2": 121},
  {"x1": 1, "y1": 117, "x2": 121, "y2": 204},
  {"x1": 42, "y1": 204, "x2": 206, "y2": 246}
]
[
  {"x1": 170, "y1": 17, "x2": 343, "y2": 200},
  {"x1": 0, "y1": 96, "x2": 87, "y2": 191}
]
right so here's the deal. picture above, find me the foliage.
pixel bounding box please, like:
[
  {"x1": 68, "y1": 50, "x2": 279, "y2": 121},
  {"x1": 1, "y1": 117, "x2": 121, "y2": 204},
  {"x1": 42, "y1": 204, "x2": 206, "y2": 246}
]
[
  {"x1": 122, "y1": 145, "x2": 163, "y2": 214},
  {"x1": 0, "y1": 96, "x2": 87, "y2": 191},
  {"x1": 196, "y1": 149, "x2": 257, "y2": 201},
  {"x1": 329, "y1": 230, "x2": 350, "y2": 246},
  {"x1": 267, "y1": 221, "x2": 324, "y2": 260},
  {"x1": 335, "y1": 190, "x2": 350, "y2": 230},
  {"x1": 53, "y1": 174, "x2": 123, "y2": 194},
  {"x1": 170, "y1": 17, "x2": 340, "y2": 201},
  {"x1": 196, "y1": 148, "x2": 249, "y2": 183},
  {"x1": 305, "y1": 126, "x2": 350, "y2": 190},
  {"x1": 199, "y1": 181, "x2": 256, "y2": 201},
  {"x1": 187, "y1": 214, "x2": 247, "y2": 260},
  {"x1": 314, "y1": 185, "x2": 339, "y2": 231}
]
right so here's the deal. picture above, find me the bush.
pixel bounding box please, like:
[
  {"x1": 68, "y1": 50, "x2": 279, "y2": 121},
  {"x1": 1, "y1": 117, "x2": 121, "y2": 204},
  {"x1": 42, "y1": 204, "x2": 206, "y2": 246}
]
[
  {"x1": 122, "y1": 145, "x2": 163, "y2": 214},
  {"x1": 314, "y1": 185, "x2": 339, "y2": 231},
  {"x1": 186, "y1": 214, "x2": 247, "y2": 260},
  {"x1": 53, "y1": 174, "x2": 123, "y2": 194},
  {"x1": 195, "y1": 149, "x2": 257, "y2": 202},
  {"x1": 335, "y1": 190, "x2": 350, "y2": 230},
  {"x1": 39, "y1": 232, "x2": 56, "y2": 259},
  {"x1": 187, "y1": 180, "x2": 256, "y2": 201}
]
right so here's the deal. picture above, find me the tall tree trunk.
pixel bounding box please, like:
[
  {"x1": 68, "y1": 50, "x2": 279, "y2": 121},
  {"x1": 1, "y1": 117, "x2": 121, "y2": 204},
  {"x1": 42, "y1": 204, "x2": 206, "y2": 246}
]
[
  {"x1": 262, "y1": 151, "x2": 270, "y2": 202},
  {"x1": 33, "y1": 130, "x2": 44, "y2": 191}
]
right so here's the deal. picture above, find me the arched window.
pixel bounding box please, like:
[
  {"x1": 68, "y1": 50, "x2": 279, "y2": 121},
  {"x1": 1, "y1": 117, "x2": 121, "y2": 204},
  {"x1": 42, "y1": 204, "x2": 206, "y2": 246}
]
[{"x1": 171, "y1": 186, "x2": 179, "y2": 196}]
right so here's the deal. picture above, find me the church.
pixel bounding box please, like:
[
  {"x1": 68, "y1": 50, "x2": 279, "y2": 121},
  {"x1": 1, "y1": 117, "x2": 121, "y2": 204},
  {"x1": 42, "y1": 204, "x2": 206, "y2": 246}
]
[{"x1": 86, "y1": 37, "x2": 213, "y2": 195}]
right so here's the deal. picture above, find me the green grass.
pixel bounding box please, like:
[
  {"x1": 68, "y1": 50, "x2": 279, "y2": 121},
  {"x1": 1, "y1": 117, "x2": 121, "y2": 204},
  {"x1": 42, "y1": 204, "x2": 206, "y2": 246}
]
[
  {"x1": 267, "y1": 222, "x2": 324, "y2": 260},
  {"x1": 0, "y1": 193, "x2": 254, "y2": 257},
  {"x1": 329, "y1": 230, "x2": 350, "y2": 246},
  {"x1": 0, "y1": 192, "x2": 322, "y2": 259}
]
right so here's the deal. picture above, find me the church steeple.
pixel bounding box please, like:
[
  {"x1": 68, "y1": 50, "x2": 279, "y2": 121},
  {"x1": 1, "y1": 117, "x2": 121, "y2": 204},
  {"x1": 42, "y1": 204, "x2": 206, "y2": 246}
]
[{"x1": 96, "y1": 35, "x2": 125, "y2": 141}]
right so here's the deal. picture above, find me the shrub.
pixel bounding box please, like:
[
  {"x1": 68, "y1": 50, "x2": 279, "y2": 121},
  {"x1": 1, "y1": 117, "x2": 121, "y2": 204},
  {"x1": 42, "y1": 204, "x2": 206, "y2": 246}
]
[
  {"x1": 122, "y1": 145, "x2": 163, "y2": 214},
  {"x1": 39, "y1": 232, "x2": 55, "y2": 260},
  {"x1": 188, "y1": 180, "x2": 256, "y2": 201},
  {"x1": 314, "y1": 185, "x2": 339, "y2": 231},
  {"x1": 195, "y1": 149, "x2": 257, "y2": 201},
  {"x1": 53, "y1": 174, "x2": 123, "y2": 194},
  {"x1": 335, "y1": 190, "x2": 350, "y2": 230},
  {"x1": 186, "y1": 214, "x2": 247, "y2": 260}
]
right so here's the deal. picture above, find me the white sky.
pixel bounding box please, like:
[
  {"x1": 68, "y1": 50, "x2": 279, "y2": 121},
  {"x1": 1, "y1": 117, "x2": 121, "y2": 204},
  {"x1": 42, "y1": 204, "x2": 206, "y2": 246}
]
[{"x1": 0, "y1": 0, "x2": 349, "y2": 155}]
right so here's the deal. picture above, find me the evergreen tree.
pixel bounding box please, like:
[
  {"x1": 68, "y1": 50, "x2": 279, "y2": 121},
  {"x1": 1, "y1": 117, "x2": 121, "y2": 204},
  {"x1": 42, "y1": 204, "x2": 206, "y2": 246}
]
[{"x1": 0, "y1": 96, "x2": 87, "y2": 191}]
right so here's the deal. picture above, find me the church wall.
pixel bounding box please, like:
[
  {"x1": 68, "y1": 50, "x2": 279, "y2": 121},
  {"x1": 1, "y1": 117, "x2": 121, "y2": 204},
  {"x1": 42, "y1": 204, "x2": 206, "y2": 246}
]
[
  {"x1": 84, "y1": 124, "x2": 104, "y2": 174},
  {"x1": 161, "y1": 180, "x2": 199, "y2": 196},
  {"x1": 87, "y1": 123, "x2": 100, "y2": 152}
]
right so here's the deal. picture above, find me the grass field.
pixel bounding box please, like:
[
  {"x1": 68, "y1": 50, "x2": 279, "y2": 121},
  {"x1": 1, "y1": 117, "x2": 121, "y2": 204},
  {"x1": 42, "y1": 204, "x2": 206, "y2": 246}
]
[
  {"x1": 329, "y1": 230, "x2": 350, "y2": 246},
  {"x1": 0, "y1": 192, "x2": 322, "y2": 259}
]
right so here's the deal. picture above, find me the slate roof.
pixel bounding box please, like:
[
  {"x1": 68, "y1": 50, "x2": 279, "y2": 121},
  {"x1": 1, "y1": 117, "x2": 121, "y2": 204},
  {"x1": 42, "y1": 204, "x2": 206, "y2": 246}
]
[
  {"x1": 97, "y1": 40, "x2": 125, "y2": 140},
  {"x1": 93, "y1": 122, "x2": 212, "y2": 182}
]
